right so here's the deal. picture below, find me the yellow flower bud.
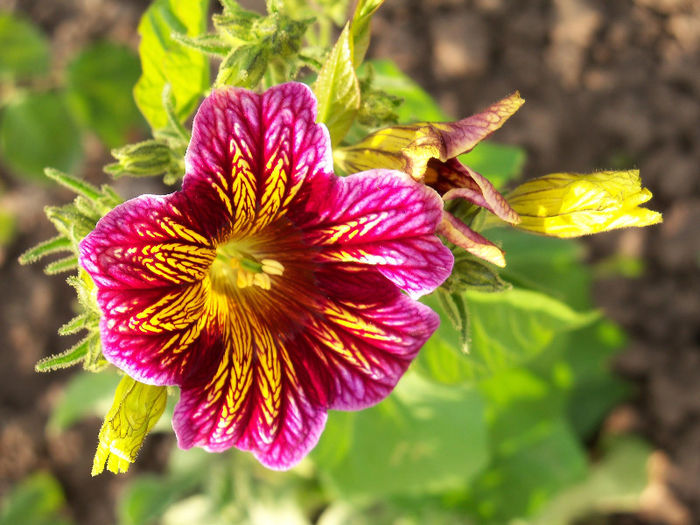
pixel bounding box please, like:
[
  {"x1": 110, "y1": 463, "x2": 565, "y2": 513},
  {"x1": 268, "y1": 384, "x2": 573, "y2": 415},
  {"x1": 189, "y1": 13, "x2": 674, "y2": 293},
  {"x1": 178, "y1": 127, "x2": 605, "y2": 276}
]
[
  {"x1": 92, "y1": 375, "x2": 167, "y2": 476},
  {"x1": 506, "y1": 170, "x2": 662, "y2": 238}
]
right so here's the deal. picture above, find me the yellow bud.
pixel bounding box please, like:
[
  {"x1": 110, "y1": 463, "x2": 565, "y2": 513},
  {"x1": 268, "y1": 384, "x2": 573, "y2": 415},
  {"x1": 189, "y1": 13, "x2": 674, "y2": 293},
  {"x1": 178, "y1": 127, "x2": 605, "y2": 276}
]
[
  {"x1": 92, "y1": 375, "x2": 167, "y2": 476},
  {"x1": 506, "y1": 170, "x2": 662, "y2": 238}
]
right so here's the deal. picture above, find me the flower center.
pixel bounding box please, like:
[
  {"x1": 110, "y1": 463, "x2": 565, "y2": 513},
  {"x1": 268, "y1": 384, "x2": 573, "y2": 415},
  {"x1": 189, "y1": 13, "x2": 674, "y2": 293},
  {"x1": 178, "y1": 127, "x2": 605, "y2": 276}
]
[{"x1": 211, "y1": 242, "x2": 284, "y2": 292}]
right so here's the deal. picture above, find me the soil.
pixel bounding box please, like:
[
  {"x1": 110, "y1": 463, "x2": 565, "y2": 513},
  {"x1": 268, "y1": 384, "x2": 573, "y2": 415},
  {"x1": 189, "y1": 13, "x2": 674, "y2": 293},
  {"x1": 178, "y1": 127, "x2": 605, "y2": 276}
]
[{"x1": 0, "y1": 0, "x2": 698, "y2": 524}]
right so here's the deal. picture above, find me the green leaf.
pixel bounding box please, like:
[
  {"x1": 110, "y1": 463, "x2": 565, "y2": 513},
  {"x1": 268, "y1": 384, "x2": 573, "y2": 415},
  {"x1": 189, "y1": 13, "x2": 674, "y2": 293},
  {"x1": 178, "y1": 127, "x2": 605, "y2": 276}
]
[
  {"x1": 0, "y1": 472, "x2": 73, "y2": 525},
  {"x1": 462, "y1": 419, "x2": 588, "y2": 523},
  {"x1": 45, "y1": 167, "x2": 102, "y2": 200},
  {"x1": 313, "y1": 372, "x2": 489, "y2": 497},
  {"x1": 560, "y1": 321, "x2": 629, "y2": 440},
  {"x1": 0, "y1": 92, "x2": 83, "y2": 180},
  {"x1": 66, "y1": 41, "x2": 144, "y2": 147},
  {"x1": 349, "y1": 0, "x2": 384, "y2": 67},
  {"x1": 529, "y1": 436, "x2": 652, "y2": 524},
  {"x1": 418, "y1": 288, "x2": 599, "y2": 382},
  {"x1": 134, "y1": 0, "x2": 210, "y2": 131},
  {"x1": 362, "y1": 59, "x2": 448, "y2": 123},
  {"x1": 18, "y1": 235, "x2": 71, "y2": 265},
  {"x1": 466, "y1": 288, "x2": 599, "y2": 378},
  {"x1": 48, "y1": 369, "x2": 122, "y2": 432},
  {"x1": 0, "y1": 210, "x2": 15, "y2": 247},
  {"x1": 313, "y1": 23, "x2": 361, "y2": 146},
  {"x1": 488, "y1": 229, "x2": 592, "y2": 310},
  {"x1": 0, "y1": 13, "x2": 50, "y2": 80},
  {"x1": 459, "y1": 141, "x2": 526, "y2": 190},
  {"x1": 44, "y1": 254, "x2": 78, "y2": 274}
]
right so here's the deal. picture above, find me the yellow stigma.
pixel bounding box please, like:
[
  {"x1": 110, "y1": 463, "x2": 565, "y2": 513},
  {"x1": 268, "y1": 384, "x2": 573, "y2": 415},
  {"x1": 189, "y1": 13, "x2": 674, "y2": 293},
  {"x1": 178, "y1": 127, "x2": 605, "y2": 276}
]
[{"x1": 212, "y1": 243, "x2": 284, "y2": 292}]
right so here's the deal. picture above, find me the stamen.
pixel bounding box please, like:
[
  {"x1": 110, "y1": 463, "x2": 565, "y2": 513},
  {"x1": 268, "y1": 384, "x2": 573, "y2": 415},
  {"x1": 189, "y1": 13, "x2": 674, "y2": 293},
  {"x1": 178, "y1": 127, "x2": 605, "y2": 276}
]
[{"x1": 261, "y1": 259, "x2": 284, "y2": 276}]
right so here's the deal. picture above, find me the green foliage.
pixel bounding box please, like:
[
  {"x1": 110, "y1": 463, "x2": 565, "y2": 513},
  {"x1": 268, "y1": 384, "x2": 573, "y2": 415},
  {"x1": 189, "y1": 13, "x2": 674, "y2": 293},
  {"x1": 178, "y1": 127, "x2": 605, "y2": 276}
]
[
  {"x1": 313, "y1": 23, "x2": 360, "y2": 146},
  {"x1": 314, "y1": 373, "x2": 488, "y2": 498},
  {"x1": 134, "y1": 0, "x2": 210, "y2": 131},
  {"x1": 66, "y1": 41, "x2": 144, "y2": 147},
  {"x1": 530, "y1": 436, "x2": 651, "y2": 524},
  {"x1": 459, "y1": 142, "x2": 526, "y2": 190},
  {"x1": 0, "y1": 92, "x2": 83, "y2": 180},
  {"x1": 0, "y1": 208, "x2": 16, "y2": 247},
  {"x1": 0, "y1": 12, "x2": 49, "y2": 80},
  {"x1": 0, "y1": 472, "x2": 73, "y2": 525},
  {"x1": 20, "y1": 169, "x2": 120, "y2": 372},
  {"x1": 48, "y1": 369, "x2": 122, "y2": 432},
  {"x1": 349, "y1": 0, "x2": 385, "y2": 67}
]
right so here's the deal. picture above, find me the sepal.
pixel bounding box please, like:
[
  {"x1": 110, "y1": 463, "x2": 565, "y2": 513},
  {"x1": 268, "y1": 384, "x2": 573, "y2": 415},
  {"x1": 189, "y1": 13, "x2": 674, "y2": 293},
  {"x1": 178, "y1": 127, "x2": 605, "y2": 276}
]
[
  {"x1": 435, "y1": 289, "x2": 470, "y2": 354},
  {"x1": 442, "y1": 251, "x2": 510, "y2": 294}
]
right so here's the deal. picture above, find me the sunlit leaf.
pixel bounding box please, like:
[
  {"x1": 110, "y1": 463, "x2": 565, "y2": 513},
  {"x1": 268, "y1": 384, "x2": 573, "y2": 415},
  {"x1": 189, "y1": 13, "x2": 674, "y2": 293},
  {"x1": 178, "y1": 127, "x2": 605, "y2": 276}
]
[
  {"x1": 487, "y1": 228, "x2": 592, "y2": 310},
  {"x1": 349, "y1": 0, "x2": 384, "y2": 66},
  {"x1": 418, "y1": 288, "x2": 599, "y2": 382},
  {"x1": 134, "y1": 0, "x2": 210, "y2": 130},
  {"x1": 313, "y1": 23, "x2": 360, "y2": 146},
  {"x1": 362, "y1": 59, "x2": 447, "y2": 123}
]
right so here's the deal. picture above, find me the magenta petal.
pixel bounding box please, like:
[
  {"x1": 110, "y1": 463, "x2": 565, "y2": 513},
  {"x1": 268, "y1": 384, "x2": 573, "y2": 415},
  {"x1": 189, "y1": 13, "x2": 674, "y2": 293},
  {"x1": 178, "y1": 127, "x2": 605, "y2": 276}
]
[
  {"x1": 171, "y1": 318, "x2": 329, "y2": 470},
  {"x1": 309, "y1": 269, "x2": 440, "y2": 410},
  {"x1": 182, "y1": 82, "x2": 333, "y2": 238},
  {"x1": 296, "y1": 169, "x2": 453, "y2": 298},
  {"x1": 440, "y1": 160, "x2": 520, "y2": 224},
  {"x1": 438, "y1": 92, "x2": 524, "y2": 159},
  {"x1": 79, "y1": 193, "x2": 215, "y2": 290},
  {"x1": 438, "y1": 211, "x2": 506, "y2": 267}
]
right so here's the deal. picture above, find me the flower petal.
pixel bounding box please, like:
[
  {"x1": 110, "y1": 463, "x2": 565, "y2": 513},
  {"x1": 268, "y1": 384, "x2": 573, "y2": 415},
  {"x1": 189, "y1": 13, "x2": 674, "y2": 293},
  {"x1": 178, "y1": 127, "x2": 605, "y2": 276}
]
[
  {"x1": 296, "y1": 169, "x2": 453, "y2": 298},
  {"x1": 334, "y1": 92, "x2": 523, "y2": 181},
  {"x1": 434, "y1": 92, "x2": 524, "y2": 160},
  {"x1": 172, "y1": 310, "x2": 328, "y2": 470},
  {"x1": 506, "y1": 170, "x2": 662, "y2": 237},
  {"x1": 97, "y1": 281, "x2": 216, "y2": 385},
  {"x1": 438, "y1": 159, "x2": 520, "y2": 224},
  {"x1": 438, "y1": 211, "x2": 506, "y2": 267},
  {"x1": 183, "y1": 82, "x2": 333, "y2": 239},
  {"x1": 79, "y1": 193, "x2": 215, "y2": 290},
  {"x1": 308, "y1": 268, "x2": 440, "y2": 410}
]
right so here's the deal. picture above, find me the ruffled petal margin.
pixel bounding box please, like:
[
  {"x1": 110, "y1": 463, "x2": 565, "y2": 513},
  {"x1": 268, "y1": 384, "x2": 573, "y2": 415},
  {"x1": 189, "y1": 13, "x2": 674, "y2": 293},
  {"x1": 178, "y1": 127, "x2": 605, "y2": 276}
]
[
  {"x1": 183, "y1": 82, "x2": 333, "y2": 239},
  {"x1": 296, "y1": 169, "x2": 453, "y2": 298}
]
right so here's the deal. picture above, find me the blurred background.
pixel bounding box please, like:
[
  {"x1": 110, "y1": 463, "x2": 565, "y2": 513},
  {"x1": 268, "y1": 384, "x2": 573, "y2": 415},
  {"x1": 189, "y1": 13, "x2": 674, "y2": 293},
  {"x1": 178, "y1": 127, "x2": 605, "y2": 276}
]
[{"x1": 0, "y1": 0, "x2": 698, "y2": 524}]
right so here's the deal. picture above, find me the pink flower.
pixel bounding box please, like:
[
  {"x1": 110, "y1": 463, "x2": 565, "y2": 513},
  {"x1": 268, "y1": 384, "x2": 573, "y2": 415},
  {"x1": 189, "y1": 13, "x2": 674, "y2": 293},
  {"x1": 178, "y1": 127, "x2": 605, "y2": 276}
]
[{"x1": 79, "y1": 83, "x2": 453, "y2": 469}]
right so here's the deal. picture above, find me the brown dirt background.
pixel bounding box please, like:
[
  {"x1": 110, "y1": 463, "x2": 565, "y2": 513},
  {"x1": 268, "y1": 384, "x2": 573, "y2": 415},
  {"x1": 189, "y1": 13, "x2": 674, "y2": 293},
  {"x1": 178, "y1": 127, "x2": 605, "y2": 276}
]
[{"x1": 0, "y1": 0, "x2": 698, "y2": 524}]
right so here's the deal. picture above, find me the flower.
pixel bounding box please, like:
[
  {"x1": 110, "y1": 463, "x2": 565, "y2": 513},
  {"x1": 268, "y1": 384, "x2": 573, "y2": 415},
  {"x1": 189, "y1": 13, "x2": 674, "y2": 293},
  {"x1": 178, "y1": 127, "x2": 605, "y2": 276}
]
[
  {"x1": 334, "y1": 93, "x2": 525, "y2": 266},
  {"x1": 79, "y1": 83, "x2": 453, "y2": 469},
  {"x1": 505, "y1": 170, "x2": 662, "y2": 237}
]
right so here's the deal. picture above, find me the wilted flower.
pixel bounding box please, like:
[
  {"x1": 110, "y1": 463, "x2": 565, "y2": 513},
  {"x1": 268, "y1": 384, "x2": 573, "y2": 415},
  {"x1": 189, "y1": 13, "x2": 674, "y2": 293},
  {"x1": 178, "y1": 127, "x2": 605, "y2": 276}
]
[
  {"x1": 505, "y1": 170, "x2": 662, "y2": 237},
  {"x1": 335, "y1": 93, "x2": 524, "y2": 266},
  {"x1": 79, "y1": 83, "x2": 453, "y2": 469}
]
